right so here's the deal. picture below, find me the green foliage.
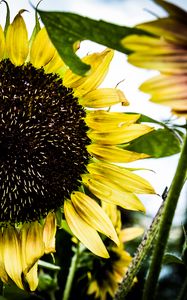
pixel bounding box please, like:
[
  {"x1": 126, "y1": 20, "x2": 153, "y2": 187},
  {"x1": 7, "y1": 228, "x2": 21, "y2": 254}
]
[
  {"x1": 37, "y1": 10, "x2": 146, "y2": 75},
  {"x1": 125, "y1": 128, "x2": 181, "y2": 158},
  {"x1": 38, "y1": 272, "x2": 58, "y2": 292}
]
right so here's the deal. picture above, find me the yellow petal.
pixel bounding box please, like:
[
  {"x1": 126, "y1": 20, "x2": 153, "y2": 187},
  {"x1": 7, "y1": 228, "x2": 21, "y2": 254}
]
[
  {"x1": 122, "y1": 34, "x2": 179, "y2": 54},
  {"x1": 120, "y1": 227, "x2": 144, "y2": 242},
  {"x1": 87, "y1": 144, "x2": 149, "y2": 162},
  {"x1": 140, "y1": 74, "x2": 187, "y2": 102},
  {"x1": 25, "y1": 262, "x2": 39, "y2": 291},
  {"x1": 101, "y1": 202, "x2": 122, "y2": 234},
  {"x1": 6, "y1": 11, "x2": 28, "y2": 65},
  {"x1": 30, "y1": 27, "x2": 56, "y2": 68},
  {"x1": 43, "y1": 212, "x2": 57, "y2": 254},
  {"x1": 87, "y1": 162, "x2": 155, "y2": 194},
  {"x1": 136, "y1": 18, "x2": 187, "y2": 44},
  {"x1": 71, "y1": 191, "x2": 119, "y2": 245},
  {"x1": 44, "y1": 49, "x2": 66, "y2": 73},
  {"x1": 63, "y1": 49, "x2": 114, "y2": 95},
  {"x1": 21, "y1": 221, "x2": 45, "y2": 274},
  {"x1": 0, "y1": 25, "x2": 5, "y2": 60},
  {"x1": 82, "y1": 174, "x2": 146, "y2": 212},
  {"x1": 64, "y1": 200, "x2": 109, "y2": 258},
  {"x1": 44, "y1": 40, "x2": 79, "y2": 74},
  {"x1": 80, "y1": 88, "x2": 128, "y2": 108},
  {"x1": 88, "y1": 124, "x2": 153, "y2": 145},
  {"x1": 85, "y1": 111, "x2": 140, "y2": 131},
  {"x1": 128, "y1": 52, "x2": 187, "y2": 74},
  {"x1": 3, "y1": 227, "x2": 24, "y2": 290},
  {"x1": 0, "y1": 230, "x2": 8, "y2": 283}
]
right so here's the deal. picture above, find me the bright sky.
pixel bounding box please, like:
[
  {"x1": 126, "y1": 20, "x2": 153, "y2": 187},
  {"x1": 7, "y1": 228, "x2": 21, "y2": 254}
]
[{"x1": 0, "y1": 0, "x2": 186, "y2": 224}]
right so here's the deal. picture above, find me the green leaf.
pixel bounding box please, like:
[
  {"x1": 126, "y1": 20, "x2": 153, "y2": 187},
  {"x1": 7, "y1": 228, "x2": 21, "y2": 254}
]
[
  {"x1": 137, "y1": 114, "x2": 168, "y2": 127},
  {"x1": 125, "y1": 128, "x2": 181, "y2": 158},
  {"x1": 163, "y1": 253, "x2": 183, "y2": 265},
  {"x1": 0, "y1": 297, "x2": 7, "y2": 300},
  {"x1": 37, "y1": 10, "x2": 146, "y2": 75}
]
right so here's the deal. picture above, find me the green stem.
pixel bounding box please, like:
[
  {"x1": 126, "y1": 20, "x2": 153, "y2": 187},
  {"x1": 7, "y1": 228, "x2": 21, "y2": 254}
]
[
  {"x1": 49, "y1": 291, "x2": 56, "y2": 300},
  {"x1": 62, "y1": 243, "x2": 80, "y2": 300},
  {"x1": 142, "y1": 133, "x2": 187, "y2": 300},
  {"x1": 177, "y1": 274, "x2": 187, "y2": 300}
]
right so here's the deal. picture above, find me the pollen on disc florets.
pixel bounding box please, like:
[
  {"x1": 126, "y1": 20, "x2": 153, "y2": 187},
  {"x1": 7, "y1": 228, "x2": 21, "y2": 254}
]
[{"x1": 0, "y1": 59, "x2": 91, "y2": 224}]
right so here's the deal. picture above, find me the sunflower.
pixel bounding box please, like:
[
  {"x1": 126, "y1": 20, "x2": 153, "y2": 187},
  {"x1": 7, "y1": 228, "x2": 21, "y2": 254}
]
[
  {"x1": 87, "y1": 203, "x2": 144, "y2": 300},
  {"x1": 0, "y1": 8, "x2": 155, "y2": 291},
  {"x1": 122, "y1": 0, "x2": 187, "y2": 117}
]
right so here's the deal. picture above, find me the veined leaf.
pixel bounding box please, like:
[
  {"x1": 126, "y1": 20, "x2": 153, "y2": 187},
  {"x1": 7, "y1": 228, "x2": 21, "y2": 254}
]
[
  {"x1": 37, "y1": 10, "x2": 146, "y2": 75},
  {"x1": 125, "y1": 128, "x2": 182, "y2": 158}
]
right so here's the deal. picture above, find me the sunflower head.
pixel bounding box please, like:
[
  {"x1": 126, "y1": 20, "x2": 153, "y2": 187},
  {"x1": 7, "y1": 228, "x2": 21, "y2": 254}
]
[{"x1": 0, "y1": 6, "x2": 155, "y2": 291}]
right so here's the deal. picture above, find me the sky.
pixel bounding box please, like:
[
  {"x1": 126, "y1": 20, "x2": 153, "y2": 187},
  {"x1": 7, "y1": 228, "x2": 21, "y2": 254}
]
[{"x1": 0, "y1": 0, "x2": 186, "y2": 224}]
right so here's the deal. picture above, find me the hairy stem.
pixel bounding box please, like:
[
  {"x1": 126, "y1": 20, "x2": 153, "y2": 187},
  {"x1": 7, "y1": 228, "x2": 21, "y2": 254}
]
[
  {"x1": 114, "y1": 195, "x2": 166, "y2": 300},
  {"x1": 142, "y1": 133, "x2": 187, "y2": 300}
]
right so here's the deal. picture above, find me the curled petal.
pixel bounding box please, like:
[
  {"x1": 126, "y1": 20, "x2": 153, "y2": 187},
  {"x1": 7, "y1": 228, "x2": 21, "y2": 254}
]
[
  {"x1": 6, "y1": 11, "x2": 28, "y2": 65},
  {"x1": 80, "y1": 88, "x2": 128, "y2": 108},
  {"x1": 64, "y1": 200, "x2": 109, "y2": 258},
  {"x1": 71, "y1": 191, "x2": 119, "y2": 245}
]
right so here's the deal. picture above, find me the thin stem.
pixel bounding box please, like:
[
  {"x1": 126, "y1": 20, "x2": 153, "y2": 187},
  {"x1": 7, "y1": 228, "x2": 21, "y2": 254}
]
[
  {"x1": 62, "y1": 243, "x2": 80, "y2": 300},
  {"x1": 142, "y1": 133, "x2": 187, "y2": 300}
]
